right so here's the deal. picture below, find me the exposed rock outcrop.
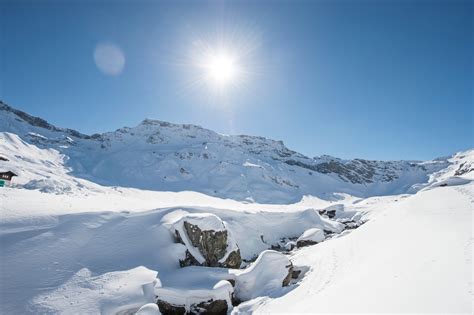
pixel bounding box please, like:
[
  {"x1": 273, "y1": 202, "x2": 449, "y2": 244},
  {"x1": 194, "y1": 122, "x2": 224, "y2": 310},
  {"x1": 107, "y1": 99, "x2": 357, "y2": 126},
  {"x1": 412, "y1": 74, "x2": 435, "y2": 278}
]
[
  {"x1": 455, "y1": 162, "x2": 473, "y2": 176},
  {"x1": 171, "y1": 213, "x2": 242, "y2": 269}
]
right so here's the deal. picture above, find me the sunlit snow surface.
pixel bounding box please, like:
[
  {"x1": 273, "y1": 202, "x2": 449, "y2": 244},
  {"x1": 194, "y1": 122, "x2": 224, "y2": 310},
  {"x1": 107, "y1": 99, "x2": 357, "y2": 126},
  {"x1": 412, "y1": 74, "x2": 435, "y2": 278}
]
[
  {"x1": 1, "y1": 155, "x2": 472, "y2": 313},
  {"x1": 1, "y1": 104, "x2": 473, "y2": 313}
]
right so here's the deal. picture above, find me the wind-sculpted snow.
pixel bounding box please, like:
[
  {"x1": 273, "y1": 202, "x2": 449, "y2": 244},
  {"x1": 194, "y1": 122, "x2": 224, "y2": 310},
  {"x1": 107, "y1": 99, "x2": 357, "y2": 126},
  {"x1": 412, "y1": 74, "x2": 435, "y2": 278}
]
[
  {"x1": 32, "y1": 267, "x2": 159, "y2": 315},
  {"x1": 0, "y1": 101, "x2": 459, "y2": 203},
  {"x1": 0, "y1": 204, "x2": 344, "y2": 314}
]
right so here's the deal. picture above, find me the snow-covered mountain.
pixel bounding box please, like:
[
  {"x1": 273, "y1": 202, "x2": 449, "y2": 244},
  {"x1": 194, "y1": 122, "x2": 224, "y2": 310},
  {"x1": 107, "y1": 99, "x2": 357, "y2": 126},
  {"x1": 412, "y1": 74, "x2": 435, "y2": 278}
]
[
  {"x1": 1, "y1": 100, "x2": 473, "y2": 314},
  {"x1": 0, "y1": 101, "x2": 456, "y2": 203}
]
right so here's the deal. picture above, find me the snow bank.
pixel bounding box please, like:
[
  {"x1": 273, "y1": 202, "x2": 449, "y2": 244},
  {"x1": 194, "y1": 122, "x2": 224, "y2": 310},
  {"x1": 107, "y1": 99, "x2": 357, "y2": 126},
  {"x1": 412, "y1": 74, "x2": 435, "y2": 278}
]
[
  {"x1": 215, "y1": 208, "x2": 344, "y2": 259},
  {"x1": 31, "y1": 266, "x2": 158, "y2": 315},
  {"x1": 231, "y1": 250, "x2": 292, "y2": 301},
  {"x1": 246, "y1": 184, "x2": 473, "y2": 313},
  {"x1": 137, "y1": 303, "x2": 161, "y2": 315},
  {"x1": 296, "y1": 228, "x2": 325, "y2": 247},
  {"x1": 173, "y1": 212, "x2": 227, "y2": 232},
  {"x1": 425, "y1": 176, "x2": 471, "y2": 189}
]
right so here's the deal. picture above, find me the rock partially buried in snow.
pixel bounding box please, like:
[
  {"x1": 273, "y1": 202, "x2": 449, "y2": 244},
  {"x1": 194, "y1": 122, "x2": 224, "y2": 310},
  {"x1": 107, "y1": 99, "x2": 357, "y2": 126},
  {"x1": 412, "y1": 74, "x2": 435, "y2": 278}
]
[
  {"x1": 296, "y1": 228, "x2": 325, "y2": 248},
  {"x1": 154, "y1": 280, "x2": 233, "y2": 315},
  {"x1": 285, "y1": 241, "x2": 296, "y2": 251},
  {"x1": 170, "y1": 212, "x2": 241, "y2": 269},
  {"x1": 231, "y1": 250, "x2": 293, "y2": 302},
  {"x1": 137, "y1": 303, "x2": 161, "y2": 315},
  {"x1": 318, "y1": 204, "x2": 344, "y2": 219}
]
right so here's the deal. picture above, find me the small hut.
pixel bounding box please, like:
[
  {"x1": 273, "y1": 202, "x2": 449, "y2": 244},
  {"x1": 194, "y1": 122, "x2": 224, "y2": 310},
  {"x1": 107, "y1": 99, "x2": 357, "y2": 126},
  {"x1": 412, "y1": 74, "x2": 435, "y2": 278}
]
[{"x1": 0, "y1": 171, "x2": 17, "y2": 187}]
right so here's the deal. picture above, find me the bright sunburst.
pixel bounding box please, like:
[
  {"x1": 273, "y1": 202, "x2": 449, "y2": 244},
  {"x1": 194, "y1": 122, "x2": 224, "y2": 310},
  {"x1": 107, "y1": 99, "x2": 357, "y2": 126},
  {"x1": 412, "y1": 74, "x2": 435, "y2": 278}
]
[
  {"x1": 175, "y1": 23, "x2": 262, "y2": 104},
  {"x1": 203, "y1": 51, "x2": 238, "y2": 87}
]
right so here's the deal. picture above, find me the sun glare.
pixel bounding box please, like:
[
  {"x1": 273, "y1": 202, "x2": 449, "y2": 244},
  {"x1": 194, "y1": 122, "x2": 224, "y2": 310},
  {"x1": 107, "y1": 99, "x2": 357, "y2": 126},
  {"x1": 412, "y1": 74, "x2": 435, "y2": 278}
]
[
  {"x1": 180, "y1": 25, "x2": 261, "y2": 102},
  {"x1": 205, "y1": 53, "x2": 237, "y2": 86}
]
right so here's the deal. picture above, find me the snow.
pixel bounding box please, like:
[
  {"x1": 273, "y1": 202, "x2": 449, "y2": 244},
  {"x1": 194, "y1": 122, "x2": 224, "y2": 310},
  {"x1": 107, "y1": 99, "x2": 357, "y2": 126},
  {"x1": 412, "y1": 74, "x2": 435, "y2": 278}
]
[
  {"x1": 0, "y1": 101, "x2": 455, "y2": 203},
  {"x1": 136, "y1": 303, "x2": 161, "y2": 315},
  {"x1": 169, "y1": 212, "x2": 227, "y2": 232},
  {"x1": 296, "y1": 228, "x2": 325, "y2": 243},
  {"x1": 1, "y1": 102, "x2": 473, "y2": 314},
  {"x1": 235, "y1": 184, "x2": 474, "y2": 313},
  {"x1": 31, "y1": 266, "x2": 158, "y2": 315},
  {"x1": 0, "y1": 197, "x2": 347, "y2": 313},
  {"x1": 231, "y1": 250, "x2": 292, "y2": 301},
  {"x1": 426, "y1": 176, "x2": 471, "y2": 189},
  {"x1": 243, "y1": 161, "x2": 263, "y2": 168}
]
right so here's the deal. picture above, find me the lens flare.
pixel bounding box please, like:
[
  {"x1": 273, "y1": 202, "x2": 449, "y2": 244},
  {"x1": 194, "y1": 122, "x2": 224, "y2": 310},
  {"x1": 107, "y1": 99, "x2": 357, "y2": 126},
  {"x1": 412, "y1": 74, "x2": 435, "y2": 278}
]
[{"x1": 93, "y1": 42, "x2": 125, "y2": 76}]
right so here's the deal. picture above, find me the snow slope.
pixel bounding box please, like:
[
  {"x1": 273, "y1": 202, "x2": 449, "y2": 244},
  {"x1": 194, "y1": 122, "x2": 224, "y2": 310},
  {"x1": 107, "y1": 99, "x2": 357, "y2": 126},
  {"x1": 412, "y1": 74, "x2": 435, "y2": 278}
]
[
  {"x1": 1, "y1": 179, "x2": 471, "y2": 313},
  {"x1": 238, "y1": 183, "x2": 474, "y2": 313},
  {"x1": 0, "y1": 101, "x2": 451, "y2": 203}
]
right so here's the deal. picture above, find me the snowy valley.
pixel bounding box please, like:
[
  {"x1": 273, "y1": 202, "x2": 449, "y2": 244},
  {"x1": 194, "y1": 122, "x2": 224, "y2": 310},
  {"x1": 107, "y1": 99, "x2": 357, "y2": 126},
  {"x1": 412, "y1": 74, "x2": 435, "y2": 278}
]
[{"x1": 0, "y1": 101, "x2": 472, "y2": 314}]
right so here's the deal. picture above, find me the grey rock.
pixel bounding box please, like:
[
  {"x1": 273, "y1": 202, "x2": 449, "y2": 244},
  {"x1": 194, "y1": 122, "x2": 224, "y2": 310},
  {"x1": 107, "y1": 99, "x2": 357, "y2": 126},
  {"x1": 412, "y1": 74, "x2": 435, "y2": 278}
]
[
  {"x1": 296, "y1": 240, "x2": 318, "y2": 248},
  {"x1": 190, "y1": 299, "x2": 228, "y2": 315},
  {"x1": 177, "y1": 221, "x2": 241, "y2": 269},
  {"x1": 156, "y1": 300, "x2": 186, "y2": 315},
  {"x1": 455, "y1": 162, "x2": 473, "y2": 176},
  {"x1": 291, "y1": 269, "x2": 302, "y2": 279},
  {"x1": 282, "y1": 262, "x2": 293, "y2": 287}
]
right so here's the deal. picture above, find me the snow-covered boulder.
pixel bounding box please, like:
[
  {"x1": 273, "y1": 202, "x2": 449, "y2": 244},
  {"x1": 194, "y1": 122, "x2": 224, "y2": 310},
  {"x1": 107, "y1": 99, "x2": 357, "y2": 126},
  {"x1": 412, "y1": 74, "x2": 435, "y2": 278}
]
[
  {"x1": 296, "y1": 228, "x2": 325, "y2": 248},
  {"x1": 318, "y1": 204, "x2": 344, "y2": 219},
  {"x1": 137, "y1": 303, "x2": 161, "y2": 315},
  {"x1": 284, "y1": 241, "x2": 296, "y2": 251},
  {"x1": 169, "y1": 212, "x2": 241, "y2": 269},
  {"x1": 232, "y1": 250, "x2": 293, "y2": 302},
  {"x1": 154, "y1": 280, "x2": 233, "y2": 315}
]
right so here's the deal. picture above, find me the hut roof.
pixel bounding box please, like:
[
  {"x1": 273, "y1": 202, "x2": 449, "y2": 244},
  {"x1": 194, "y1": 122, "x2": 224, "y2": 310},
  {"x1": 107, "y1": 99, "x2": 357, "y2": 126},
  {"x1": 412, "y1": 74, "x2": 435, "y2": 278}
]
[{"x1": 0, "y1": 171, "x2": 17, "y2": 180}]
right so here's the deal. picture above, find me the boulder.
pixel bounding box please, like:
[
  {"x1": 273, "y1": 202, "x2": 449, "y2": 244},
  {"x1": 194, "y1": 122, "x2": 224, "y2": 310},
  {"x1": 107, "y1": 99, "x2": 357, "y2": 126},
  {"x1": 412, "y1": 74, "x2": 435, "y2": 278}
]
[
  {"x1": 156, "y1": 300, "x2": 185, "y2": 315},
  {"x1": 156, "y1": 299, "x2": 228, "y2": 315},
  {"x1": 155, "y1": 280, "x2": 233, "y2": 315},
  {"x1": 171, "y1": 213, "x2": 241, "y2": 269},
  {"x1": 319, "y1": 205, "x2": 343, "y2": 219},
  {"x1": 296, "y1": 228, "x2": 325, "y2": 248},
  {"x1": 326, "y1": 209, "x2": 336, "y2": 219},
  {"x1": 285, "y1": 241, "x2": 296, "y2": 251},
  {"x1": 189, "y1": 299, "x2": 228, "y2": 314}
]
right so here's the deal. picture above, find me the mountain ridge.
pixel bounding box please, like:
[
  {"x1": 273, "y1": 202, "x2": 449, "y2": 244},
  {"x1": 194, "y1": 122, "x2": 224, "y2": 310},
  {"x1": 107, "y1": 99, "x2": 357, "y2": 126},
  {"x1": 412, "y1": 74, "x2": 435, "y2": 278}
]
[{"x1": 0, "y1": 100, "x2": 468, "y2": 203}]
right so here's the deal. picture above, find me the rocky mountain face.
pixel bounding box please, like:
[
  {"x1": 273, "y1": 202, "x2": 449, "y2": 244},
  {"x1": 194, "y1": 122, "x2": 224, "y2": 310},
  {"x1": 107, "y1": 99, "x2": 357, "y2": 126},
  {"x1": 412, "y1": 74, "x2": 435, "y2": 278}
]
[{"x1": 0, "y1": 100, "x2": 452, "y2": 203}]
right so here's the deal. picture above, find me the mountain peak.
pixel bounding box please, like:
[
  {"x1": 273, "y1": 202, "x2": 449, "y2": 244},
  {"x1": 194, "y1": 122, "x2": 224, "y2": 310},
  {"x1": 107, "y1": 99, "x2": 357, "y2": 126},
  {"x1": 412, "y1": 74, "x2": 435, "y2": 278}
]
[{"x1": 0, "y1": 100, "x2": 466, "y2": 203}]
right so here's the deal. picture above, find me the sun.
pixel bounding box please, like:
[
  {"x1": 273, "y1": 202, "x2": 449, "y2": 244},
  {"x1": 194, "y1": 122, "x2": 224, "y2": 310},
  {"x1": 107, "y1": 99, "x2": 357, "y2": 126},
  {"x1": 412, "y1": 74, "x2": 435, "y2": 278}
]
[
  {"x1": 203, "y1": 51, "x2": 238, "y2": 87},
  {"x1": 183, "y1": 27, "x2": 261, "y2": 101}
]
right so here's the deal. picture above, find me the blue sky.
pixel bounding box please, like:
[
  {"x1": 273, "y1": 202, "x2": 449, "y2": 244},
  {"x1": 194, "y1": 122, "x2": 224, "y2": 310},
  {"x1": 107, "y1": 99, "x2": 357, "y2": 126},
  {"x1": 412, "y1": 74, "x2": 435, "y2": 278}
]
[{"x1": 1, "y1": 0, "x2": 472, "y2": 160}]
